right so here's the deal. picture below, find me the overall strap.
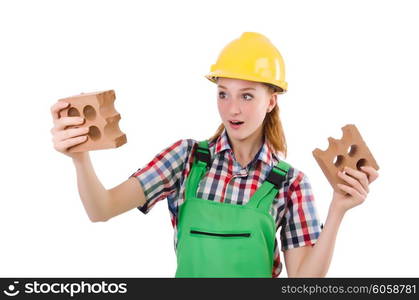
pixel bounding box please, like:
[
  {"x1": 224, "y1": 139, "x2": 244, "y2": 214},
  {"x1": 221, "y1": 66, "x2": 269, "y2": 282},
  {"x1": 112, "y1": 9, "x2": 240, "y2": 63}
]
[
  {"x1": 185, "y1": 140, "x2": 211, "y2": 200},
  {"x1": 246, "y1": 160, "x2": 291, "y2": 212}
]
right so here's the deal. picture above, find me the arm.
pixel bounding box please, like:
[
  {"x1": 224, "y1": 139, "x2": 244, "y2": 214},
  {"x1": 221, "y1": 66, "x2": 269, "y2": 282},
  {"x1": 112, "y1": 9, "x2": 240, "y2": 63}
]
[
  {"x1": 73, "y1": 152, "x2": 146, "y2": 222},
  {"x1": 284, "y1": 166, "x2": 379, "y2": 277},
  {"x1": 72, "y1": 139, "x2": 193, "y2": 221},
  {"x1": 284, "y1": 205, "x2": 344, "y2": 277},
  {"x1": 50, "y1": 101, "x2": 146, "y2": 223}
]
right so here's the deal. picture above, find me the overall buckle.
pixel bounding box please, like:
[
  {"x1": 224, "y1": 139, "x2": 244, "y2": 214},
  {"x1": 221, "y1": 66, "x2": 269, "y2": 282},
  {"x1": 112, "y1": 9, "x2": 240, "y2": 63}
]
[
  {"x1": 196, "y1": 146, "x2": 211, "y2": 167},
  {"x1": 266, "y1": 165, "x2": 287, "y2": 189}
]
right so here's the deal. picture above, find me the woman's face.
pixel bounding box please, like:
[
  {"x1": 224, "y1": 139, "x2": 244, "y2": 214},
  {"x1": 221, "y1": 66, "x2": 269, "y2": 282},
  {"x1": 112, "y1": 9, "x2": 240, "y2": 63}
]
[{"x1": 216, "y1": 77, "x2": 277, "y2": 142}]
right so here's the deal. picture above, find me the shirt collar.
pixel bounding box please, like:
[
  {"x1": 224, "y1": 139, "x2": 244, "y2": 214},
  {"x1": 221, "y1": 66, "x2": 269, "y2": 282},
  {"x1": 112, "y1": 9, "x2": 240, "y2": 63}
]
[{"x1": 213, "y1": 128, "x2": 282, "y2": 166}]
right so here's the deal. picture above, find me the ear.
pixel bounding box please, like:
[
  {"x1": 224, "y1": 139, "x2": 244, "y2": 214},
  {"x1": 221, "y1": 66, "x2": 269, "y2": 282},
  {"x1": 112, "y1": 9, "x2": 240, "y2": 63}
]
[{"x1": 267, "y1": 93, "x2": 278, "y2": 112}]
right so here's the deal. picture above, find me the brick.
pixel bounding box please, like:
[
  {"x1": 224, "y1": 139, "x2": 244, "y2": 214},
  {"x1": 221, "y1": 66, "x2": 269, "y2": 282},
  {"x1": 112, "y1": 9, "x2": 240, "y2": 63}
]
[
  {"x1": 312, "y1": 124, "x2": 379, "y2": 194},
  {"x1": 58, "y1": 90, "x2": 127, "y2": 152}
]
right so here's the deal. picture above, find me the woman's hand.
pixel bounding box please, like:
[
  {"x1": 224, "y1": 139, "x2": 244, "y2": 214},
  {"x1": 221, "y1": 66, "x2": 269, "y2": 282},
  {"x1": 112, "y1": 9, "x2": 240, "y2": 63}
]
[
  {"x1": 330, "y1": 166, "x2": 379, "y2": 215},
  {"x1": 50, "y1": 101, "x2": 89, "y2": 159}
]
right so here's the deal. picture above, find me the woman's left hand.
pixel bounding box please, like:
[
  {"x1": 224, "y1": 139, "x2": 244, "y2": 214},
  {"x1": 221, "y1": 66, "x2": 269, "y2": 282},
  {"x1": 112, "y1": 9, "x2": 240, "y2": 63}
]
[{"x1": 331, "y1": 166, "x2": 379, "y2": 214}]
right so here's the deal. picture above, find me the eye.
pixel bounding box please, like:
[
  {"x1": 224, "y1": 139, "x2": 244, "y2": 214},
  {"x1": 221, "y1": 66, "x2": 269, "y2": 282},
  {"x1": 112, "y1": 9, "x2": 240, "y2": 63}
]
[
  {"x1": 242, "y1": 93, "x2": 253, "y2": 101},
  {"x1": 218, "y1": 91, "x2": 227, "y2": 99}
]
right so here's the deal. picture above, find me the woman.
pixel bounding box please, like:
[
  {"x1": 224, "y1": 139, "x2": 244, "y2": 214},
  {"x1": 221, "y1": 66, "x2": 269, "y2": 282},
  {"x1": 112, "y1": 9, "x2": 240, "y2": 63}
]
[{"x1": 50, "y1": 32, "x2": 379, "y2": 277}]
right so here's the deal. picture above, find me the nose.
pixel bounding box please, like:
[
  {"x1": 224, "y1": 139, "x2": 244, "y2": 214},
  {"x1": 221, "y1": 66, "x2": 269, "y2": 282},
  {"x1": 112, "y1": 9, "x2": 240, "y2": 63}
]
[{"x1": 228, "y1": 97, "x2": 242, "y2": 114}]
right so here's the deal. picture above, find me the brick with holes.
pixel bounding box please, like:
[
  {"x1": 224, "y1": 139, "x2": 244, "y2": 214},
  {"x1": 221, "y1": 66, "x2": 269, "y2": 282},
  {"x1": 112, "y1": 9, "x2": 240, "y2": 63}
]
[
  {"x1": 58, "y1": 90, "x2": 127, "y2": 152},
  {"x1": 312, "y1": 124, "x2": 379, "y2": 194}
]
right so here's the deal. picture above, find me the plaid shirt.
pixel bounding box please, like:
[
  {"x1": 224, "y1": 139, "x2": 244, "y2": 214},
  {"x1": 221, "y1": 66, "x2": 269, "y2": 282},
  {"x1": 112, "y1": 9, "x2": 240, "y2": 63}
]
[{"x1": 130, "y1": 128, "x2": 322, "y2": 277}]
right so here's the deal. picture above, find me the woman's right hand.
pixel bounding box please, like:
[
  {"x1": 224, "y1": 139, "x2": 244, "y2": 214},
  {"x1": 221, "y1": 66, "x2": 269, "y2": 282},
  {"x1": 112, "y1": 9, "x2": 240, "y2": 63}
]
[{"x1": 50, "y1": 101, "x2": 90, "y2": 159}]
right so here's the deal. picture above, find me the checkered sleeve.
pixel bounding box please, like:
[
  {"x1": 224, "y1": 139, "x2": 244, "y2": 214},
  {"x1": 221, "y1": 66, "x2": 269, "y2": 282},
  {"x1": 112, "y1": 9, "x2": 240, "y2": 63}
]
[
  {"x1": 280, "y1": 171, "x2": 322, "y2": 251},
  {"x1": 129, "y1": 139, "x2": 193, "y2": 215}
]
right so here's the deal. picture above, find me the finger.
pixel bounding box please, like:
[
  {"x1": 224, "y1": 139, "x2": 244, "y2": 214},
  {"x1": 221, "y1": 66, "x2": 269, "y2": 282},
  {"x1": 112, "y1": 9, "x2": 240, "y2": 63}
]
[
  {"x1": 343, "y1": 167, "x2": 369, "y2": 190},
  {"x1": 54, "y1": 116, "x2": 85, "y2": 131},
  {"x1": 338, "y1": 169, "x2": 369, "y2": 194},
  {"x1": 337, "y1": 183, "x2": 366, "y2": 202},
  {"x1": 54, "y1": 135, "x2": 88, "y2": 152},
  {"x1": 360, "y1": 166, "x2": 379, "y2": 183},
  {"x1": 50, "y1": 101, "x2": 70, "y2": 121},
  {"x1": 54, "y1": 127, "x2": 89, "y2": 142}
]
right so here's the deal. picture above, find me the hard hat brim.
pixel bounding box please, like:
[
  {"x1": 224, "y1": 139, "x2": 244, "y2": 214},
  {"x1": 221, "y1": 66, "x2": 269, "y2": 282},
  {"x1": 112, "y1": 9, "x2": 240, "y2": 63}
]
[{"x1": 205, "y1": 71, "x2": 287, "y2": 93}]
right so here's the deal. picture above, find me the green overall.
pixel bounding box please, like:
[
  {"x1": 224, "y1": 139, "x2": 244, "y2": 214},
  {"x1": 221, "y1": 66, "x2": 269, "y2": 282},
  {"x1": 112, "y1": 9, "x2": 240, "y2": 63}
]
[{"x1": 175, "y1": 140, "x2": 291, "y2": 278}]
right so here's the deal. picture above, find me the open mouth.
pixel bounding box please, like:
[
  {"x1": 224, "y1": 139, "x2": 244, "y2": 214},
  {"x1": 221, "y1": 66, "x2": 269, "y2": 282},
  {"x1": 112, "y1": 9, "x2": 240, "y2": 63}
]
[
  {"x1": 229, "y1": 121, "x2": 244, "y2": 125},
  {"x1": 229, "y1": 120, "x2": 244, "y2": 129}
]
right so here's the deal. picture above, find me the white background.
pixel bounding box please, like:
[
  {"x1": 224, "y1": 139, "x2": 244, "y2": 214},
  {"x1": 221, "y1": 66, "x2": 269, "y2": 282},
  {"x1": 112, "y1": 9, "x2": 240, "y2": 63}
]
[{"x1": 1, "y1": 0, "x2": 418, "y2": 277}]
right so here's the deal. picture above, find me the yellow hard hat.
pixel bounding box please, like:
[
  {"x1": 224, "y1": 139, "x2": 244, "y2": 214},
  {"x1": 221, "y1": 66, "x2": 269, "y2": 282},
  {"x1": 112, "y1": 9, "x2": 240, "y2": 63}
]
[{"x1": 205, "y1": 32, "x2": 288, "y2": 93}]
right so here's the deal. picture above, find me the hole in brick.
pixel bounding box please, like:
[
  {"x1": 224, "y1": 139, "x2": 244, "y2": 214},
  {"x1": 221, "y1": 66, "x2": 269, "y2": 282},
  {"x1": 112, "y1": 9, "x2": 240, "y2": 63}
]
[
  {"x1": 333, "y1": 155, "x2": 344, "y2": 167},
  {"x1": 68, "y1": 107, "x2": 80, "y2": 117},
  {"x1": 88, "y1": 126, "x2": 101, "y2": 141},
  {"x1": 347, "y1": 145, "x2": 357, "y2": 157},
  {"x1": 83, "y1": 105, "x2": 96, "y2": 120},
  {"x1": 356, "y1": 158, "x2": 367, "y2": 170}
]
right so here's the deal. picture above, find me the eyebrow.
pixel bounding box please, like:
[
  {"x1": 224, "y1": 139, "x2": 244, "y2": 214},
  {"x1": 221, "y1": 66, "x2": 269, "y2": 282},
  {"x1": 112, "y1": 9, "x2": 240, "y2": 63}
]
[{"x1": 217, "y1": 85, "x2": 256, "y2": 91}]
